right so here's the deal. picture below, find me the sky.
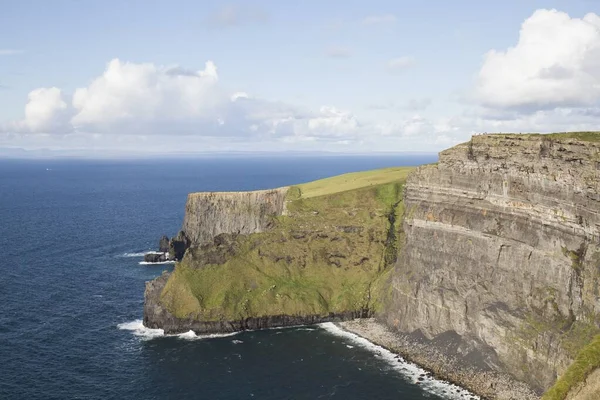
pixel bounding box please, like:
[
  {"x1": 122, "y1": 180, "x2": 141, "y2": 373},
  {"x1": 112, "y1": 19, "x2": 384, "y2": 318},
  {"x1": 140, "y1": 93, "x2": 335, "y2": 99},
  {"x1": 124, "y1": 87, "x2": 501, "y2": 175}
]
[{"x1": 2, "y1": 0, "x2": 600, "y2": 157}]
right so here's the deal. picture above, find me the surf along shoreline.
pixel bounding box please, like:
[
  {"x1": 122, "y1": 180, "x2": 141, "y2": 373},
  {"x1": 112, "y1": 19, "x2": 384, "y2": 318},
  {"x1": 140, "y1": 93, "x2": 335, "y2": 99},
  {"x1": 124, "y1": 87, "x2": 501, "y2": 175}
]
[
  {"x1": 337, "y1": 319, "x2": 539, "y2": 400},
  {"x1": 121, "y1": 316, "x2": 483, "y2": 400}
]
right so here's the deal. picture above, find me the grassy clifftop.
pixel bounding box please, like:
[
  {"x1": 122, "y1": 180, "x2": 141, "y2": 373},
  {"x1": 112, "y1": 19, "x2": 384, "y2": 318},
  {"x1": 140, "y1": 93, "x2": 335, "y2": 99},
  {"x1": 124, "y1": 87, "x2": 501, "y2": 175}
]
[{"x1": 159, "y1": 167, "x2": 413, "y2": 322}]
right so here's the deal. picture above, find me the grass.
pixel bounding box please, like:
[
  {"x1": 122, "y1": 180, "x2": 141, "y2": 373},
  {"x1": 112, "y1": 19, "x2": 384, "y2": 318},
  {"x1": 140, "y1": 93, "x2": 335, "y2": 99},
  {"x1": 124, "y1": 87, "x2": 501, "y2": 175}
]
[
  {"x1": 291, "y1": 166, "x2": 414, "y2": 199},
  {"x1": 159, "y1": 166, "x2": 412, "y2": 321},
  {"x1": 542, "y1": 335, "x2": 600, "y2": 400}
]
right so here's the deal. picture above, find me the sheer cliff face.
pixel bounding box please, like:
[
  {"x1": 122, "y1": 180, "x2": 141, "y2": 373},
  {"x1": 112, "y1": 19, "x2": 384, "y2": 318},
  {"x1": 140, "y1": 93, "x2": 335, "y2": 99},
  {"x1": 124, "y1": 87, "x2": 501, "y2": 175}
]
[
  {"x1": 384, "y1": 135, "x2": 600, "y2": 392},
  {"x1": 182, "y1": 188, "x2": 289, "y2": 246}
]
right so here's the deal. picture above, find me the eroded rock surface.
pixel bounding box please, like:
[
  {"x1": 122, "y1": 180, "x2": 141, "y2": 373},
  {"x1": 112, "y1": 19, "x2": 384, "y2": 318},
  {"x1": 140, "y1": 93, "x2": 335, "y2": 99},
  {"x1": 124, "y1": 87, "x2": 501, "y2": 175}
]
[
  {"x1": 182, "y1": 187, "x2": 289, "y2": 246},
  {"x1": 383, "y1": 134, "x2": 600, "y2": 392}
]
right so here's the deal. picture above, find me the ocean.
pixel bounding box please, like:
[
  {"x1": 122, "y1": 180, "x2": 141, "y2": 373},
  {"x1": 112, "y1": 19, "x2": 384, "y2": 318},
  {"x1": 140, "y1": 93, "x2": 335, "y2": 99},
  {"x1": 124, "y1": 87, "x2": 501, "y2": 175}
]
[{"x1": 0, "y1": 155, "x2": 477, "y2": 399}]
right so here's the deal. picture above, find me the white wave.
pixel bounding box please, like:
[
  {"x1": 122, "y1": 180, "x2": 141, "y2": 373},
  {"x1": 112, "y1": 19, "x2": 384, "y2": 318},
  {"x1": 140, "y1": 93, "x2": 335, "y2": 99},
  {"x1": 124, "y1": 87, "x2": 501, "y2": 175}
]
[
  {"x1": 139, "y1": 260, "x2": 176, "y2": 265},
  {"x1": 121, "y1": 251, "x2": 170, "y2": 258},
  {"x1": 121, "y1": 251, "x2": 151, "y2": 257},
  {"x1": 118, "y1": 320, "x2": 242, "y2": 342},
  {"x1": 117, "y1": 319, "x2": 164, "y2": 340},
  {"x1": 178, "y1": 330, "x2": 198, "y2": 340},
  {"x1": 232, "y1": 339, "x2": 244, "y2": 344},
  {"x1": 318, "y1": 323, "x2": 480, "y2": 400},
  {"x1": 177, "y1": 330, "x2": 241, "y2": 341}
]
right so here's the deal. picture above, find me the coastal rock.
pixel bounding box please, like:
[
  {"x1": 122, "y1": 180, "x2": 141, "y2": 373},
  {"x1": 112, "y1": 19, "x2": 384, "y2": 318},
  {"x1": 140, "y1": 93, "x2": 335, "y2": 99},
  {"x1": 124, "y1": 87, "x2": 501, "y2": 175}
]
[
  {"x1": 168, "y1": 231, "x2": 190, "y2": 261},
  {"x1": 383, "y1": 134, "x2": 600, "y2": 392},
  {"x1": 159, "y1": 235, "x2": 170, "y2": 253},
  {"x1": 339, "y1": 319, "x2": 539, "y2": 400},
  {"x1": 143, "y1": 252, "x2": 167, "y2": 263},
  {"x1": 144, "y1": 178, "x2": 404, "y2": 334},
  {"x1": 181, "y1": 187, "x2": 289, "y2": 246},
  {"x1": 144, "y1": 271, "x2": 364, "y2": 334},
  {"x1": 142, "y1": 135, "x2": 600, "y2": 399}
]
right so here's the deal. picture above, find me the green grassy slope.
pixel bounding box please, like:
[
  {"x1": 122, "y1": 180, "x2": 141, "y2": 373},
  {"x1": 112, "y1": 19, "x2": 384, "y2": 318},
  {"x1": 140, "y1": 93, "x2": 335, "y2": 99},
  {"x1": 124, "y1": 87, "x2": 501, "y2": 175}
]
[
  {"x1": 160, "y1": 167, "x2": 414, "y2": 321},
  {"x1": 542, "y1": 335, "x2": 600, "y2": 400},
  {"x1": 291, "y1": 166, "x2": 414, "y2": 198}
]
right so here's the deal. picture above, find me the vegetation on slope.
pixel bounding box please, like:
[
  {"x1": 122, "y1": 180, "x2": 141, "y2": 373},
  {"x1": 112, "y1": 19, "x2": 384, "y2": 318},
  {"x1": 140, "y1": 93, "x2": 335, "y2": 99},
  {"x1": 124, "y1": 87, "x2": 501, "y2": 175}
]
[
  {"x1": 160, "y1": 167, "x2": 413, "y2": 321},
  {"x1": 542, "y1": 335, "x2": 600, "y2": 400},
  {"x1": 290, "y1": 166, "x2": 414, "y2": 198}
]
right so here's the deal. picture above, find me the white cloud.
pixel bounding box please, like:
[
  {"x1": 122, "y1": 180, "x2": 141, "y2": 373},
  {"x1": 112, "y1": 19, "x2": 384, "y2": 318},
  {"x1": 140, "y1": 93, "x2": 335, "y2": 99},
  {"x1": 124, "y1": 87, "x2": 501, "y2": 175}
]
[
  {"x1": 70, "y1": 59, "x2": 226, "y2": 135},
  {"x1": 10, "y1": 87, "x2": 71, "y2": 133},
  {"x1": 0, "y1": 56, "x2": 478, "y2": 153},
  {"x1": 0, "y1": 59, "x2": 376, "y2": 142},
  {"x1": 0, "y1": 49, "x2": 24, "y2": 56},
  {"x1": 307, "y1": 107, "x2": 360, "y2": 136},
  {"x1": 475, "y1": 9, "x2": 600, "y2": 111},
  {"x1": 377, "y1": 114, "x2": 448, "y2": 137},
  {"x1": 467, "y1": 108, "x2": 600, "y2": 134},
  {"x1": 362, "y1": 14, "x2": 397, "y2": 25},
  {"x1": 231, "y1": 92, "x2": 249, "y2": 101},
  {"x1": 387, "y1": 56, "x2": 415, "y2": 72},
  {"x1": 325, "y1": 46, "x2": 353, "y2": 58}
]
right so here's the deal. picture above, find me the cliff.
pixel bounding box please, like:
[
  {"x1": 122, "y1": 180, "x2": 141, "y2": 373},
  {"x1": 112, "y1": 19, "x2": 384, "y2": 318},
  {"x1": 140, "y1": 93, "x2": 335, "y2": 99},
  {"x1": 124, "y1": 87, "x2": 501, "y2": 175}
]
[
  {"x1": 382, "y1": 133, "x2": 600, "y2": 396},
  {"x1": 142, "y1": 133, "x2": 600, "y2": 399},
  {"x1": 182, "y1": 188, "x2": 289, "y2": 246},
  {"x1": 144, "y1": 167, "x2": 412, "y2": 334}
]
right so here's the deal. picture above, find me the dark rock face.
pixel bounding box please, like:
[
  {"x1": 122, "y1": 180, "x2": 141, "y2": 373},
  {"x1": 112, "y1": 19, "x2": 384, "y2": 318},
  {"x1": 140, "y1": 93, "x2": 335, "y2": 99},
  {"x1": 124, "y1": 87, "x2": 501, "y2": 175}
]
[
  {"x1": 143, "y1": 271, "x2": 366, "y2": 334},
  {"x1": 144, "y1": 232, "x2": 191, "y2": 262},
  {"x1": 159, "y1": 235, "x2": 170, "y2": 253},
  {"x1": 143, "y1": 252, "x2": 167, "y2": 263},
  {"x1": 183, "y1": 233, "x2": 245, "y2": 267},
  {"x1": 168, "y1": 231, "x2": 190, "y2": 261}
]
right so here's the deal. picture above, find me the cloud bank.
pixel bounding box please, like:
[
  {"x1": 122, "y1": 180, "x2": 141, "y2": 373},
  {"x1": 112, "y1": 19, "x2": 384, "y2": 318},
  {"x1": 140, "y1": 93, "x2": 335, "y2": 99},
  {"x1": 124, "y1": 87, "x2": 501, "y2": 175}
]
[
  {"x1": 475, "y1": 9, "x2": 600, "y2": 112},
  {"x1": 2, "y1": 58, "x2": 432, "y2": 147},
  {"x1": 4, "y1": 8, "x2": 600, "y2": 155}
]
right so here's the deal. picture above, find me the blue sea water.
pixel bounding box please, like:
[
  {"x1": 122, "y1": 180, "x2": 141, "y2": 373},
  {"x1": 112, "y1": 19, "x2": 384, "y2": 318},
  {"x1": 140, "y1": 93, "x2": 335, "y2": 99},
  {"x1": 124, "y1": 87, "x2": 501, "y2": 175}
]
[{"x1": 0, "y1": 155, "x2": 476, "y2": 400}]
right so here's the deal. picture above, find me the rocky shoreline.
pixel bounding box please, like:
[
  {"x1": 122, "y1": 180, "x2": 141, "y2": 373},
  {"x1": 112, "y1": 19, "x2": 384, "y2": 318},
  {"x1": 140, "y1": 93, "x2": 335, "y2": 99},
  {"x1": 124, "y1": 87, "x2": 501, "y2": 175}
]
[
  {"x1": 142, "y1": 233, "x2": 190, "y2": 263},
  {"x1": 337, "y1": 319, "x2": 540, "y2": 400},
  {"x1": 144, "y1": 272, "x2": 369, "y2": 334}
]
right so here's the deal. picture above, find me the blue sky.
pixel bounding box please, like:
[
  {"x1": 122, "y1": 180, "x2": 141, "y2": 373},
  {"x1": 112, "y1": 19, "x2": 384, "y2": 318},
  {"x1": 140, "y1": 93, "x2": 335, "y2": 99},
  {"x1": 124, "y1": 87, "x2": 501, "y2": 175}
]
[{"x1": 1, "y1": 0, "x2": 600, "y2": 156}]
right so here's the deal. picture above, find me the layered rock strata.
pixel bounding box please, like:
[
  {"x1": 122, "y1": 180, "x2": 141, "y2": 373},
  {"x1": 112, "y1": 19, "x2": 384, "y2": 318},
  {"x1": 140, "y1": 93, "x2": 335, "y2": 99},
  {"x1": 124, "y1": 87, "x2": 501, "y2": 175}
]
[
  {"x1": 383, "y1": 134, "x2": 600, "y2": 393},
  {"x1": 181, "y1": 188, "x2": 289, "y2": 246}
]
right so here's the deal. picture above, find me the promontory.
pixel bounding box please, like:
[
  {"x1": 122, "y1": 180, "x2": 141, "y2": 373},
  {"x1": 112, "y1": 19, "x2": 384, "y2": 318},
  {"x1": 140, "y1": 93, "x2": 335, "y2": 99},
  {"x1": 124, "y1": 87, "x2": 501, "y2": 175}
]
[{"x1": 144, "y1": 132, "x2": 600, "y2": 400}]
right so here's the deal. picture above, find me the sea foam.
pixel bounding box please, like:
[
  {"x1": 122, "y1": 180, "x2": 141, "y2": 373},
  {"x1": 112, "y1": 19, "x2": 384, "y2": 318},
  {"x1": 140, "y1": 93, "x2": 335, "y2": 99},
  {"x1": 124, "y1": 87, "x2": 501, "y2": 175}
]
[
  {"x1": 121, "y1": 252, "x2": 148, "y2": 257},
  {"x1": 318, "y1": 322, "x2": 480, "y2": 400},
  {"x1": 138, "y1": 260, "x2": 176, "y2": 265},
  {"x1": 117, "y1": 320, "x2": 164, "y2": 340},
  {"x1": 118, "y1": 320, "x2": 241, "y2": 341},
  {"x1": 121, "y1": 251, "x2": 169, "y2": 258},
  {"x1": 176, "y1": 330, "x2": 241, "y2": 341}
]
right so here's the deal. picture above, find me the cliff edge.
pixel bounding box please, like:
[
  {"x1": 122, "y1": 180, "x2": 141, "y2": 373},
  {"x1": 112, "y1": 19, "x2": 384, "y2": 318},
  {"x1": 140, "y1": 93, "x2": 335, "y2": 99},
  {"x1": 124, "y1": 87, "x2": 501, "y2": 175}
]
[
  {"x1": 142, "y1": 132, "x2": 600, "y2": 400},
  {"x1": 144, "y1": 167, "x2": 412, "y2": 334},
  {"x1": 382, "y1": 133, "x2": 600, "y2": 396},
  {"x1": 182, "y1": 188, "x2": 289, "y2": 246}
]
